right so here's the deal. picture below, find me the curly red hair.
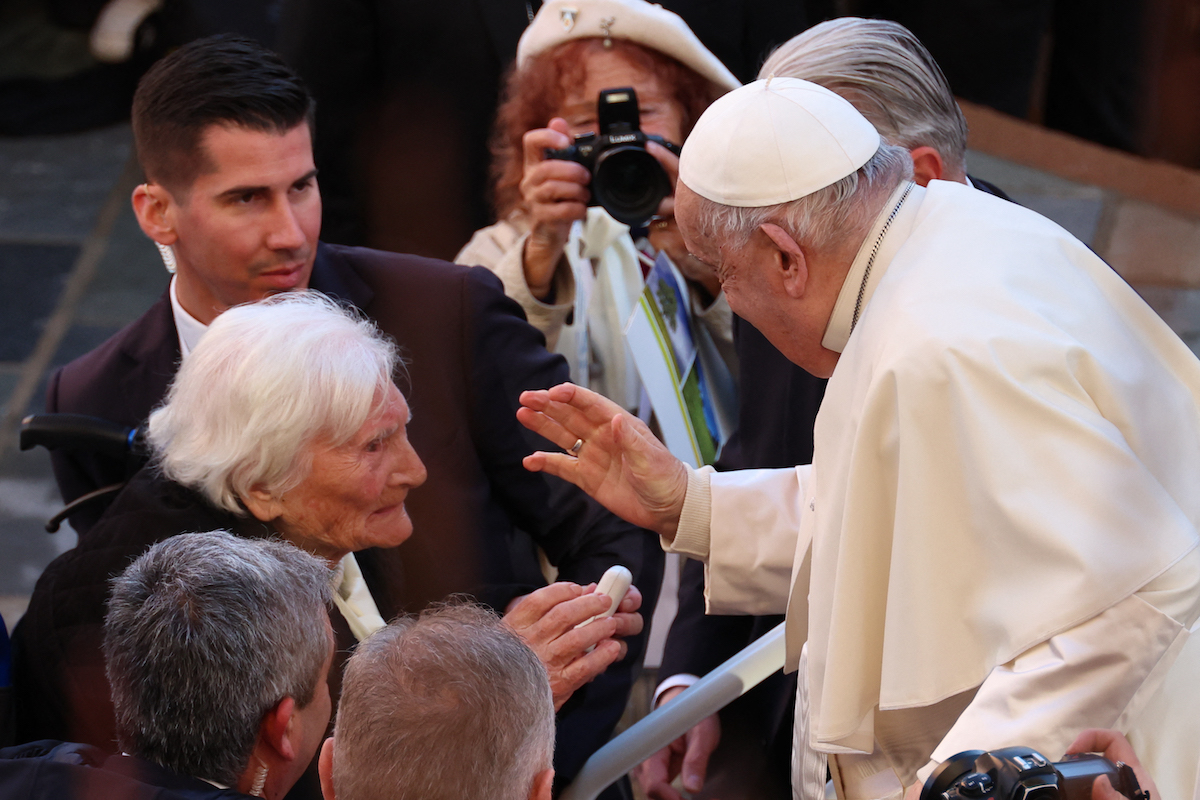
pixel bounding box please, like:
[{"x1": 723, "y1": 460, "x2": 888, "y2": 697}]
[{"x1": 490, "y1": 38, "x2": 728, "y2": 219}]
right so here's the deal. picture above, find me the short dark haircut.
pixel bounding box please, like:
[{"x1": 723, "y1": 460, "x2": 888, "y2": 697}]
[
  {"x1": 104, "y1": 531, "x2": 332, "y2": 787},
  {"x1": 131, "y1": 34, "x2": 315, "y2": 191}
]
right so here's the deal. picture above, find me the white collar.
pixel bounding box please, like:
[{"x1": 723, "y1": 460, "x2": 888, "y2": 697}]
[
  {"x1": 331, "y1": 552, "x2": 387, "y2": 641},
  {"x1": 168, "y1": 276, "x2": 209, "y2": 358},
  {"x1": 821, "y1": 182, "x2": 922, "y2": 353}
]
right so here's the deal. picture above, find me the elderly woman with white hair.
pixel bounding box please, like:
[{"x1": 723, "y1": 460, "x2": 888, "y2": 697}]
[{"x1": 12, "y1": 293, "x2": 642, "y2": 799}]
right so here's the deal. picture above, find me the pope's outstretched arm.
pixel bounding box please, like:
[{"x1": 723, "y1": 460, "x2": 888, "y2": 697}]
[{"x1": 518, "y1": 383, "x2": 690, "y2": 539}]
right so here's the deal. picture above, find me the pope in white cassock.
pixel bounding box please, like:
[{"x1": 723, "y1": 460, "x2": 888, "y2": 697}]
[{"x1": 518, "y1": 77, "x2": 1200, "y2": 800}]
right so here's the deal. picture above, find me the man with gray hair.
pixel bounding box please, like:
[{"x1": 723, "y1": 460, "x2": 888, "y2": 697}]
[
  {"x1": 104, "y1": 532, "x2": 334, "y2": 799},
  {"x1": 518, "y1": 77, "x2": 1200, "y2": 800},
  {"x1": 319, "y1": 604, "x2": 555, "y2": 800},
  {"x1": 0, "y1": 531, "x2": 334, "y2": 798},
  {"x1": 760, "y1": 17, "x2": 969, "y2": 186}
]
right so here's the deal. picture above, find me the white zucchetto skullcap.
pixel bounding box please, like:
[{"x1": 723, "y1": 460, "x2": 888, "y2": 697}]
[
  {"x1": 679, "y1": 77, "x2": 881, "y2": 207},
  {"x1": 517, "y1": 0, "x2": 740, "y2": 92}
]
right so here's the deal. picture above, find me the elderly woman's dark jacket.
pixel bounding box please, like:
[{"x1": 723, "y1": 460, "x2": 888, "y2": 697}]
[
  {"x1": 12, "y1": 469, "x2": 280, "y2": 758},
  {"x1": 0, "y1": 740, "x2": 254, "y2": 800}
]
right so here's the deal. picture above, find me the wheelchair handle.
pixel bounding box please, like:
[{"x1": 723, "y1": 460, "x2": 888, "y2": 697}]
[{"x1": 19, "y1": 414, "x2": 139, "y2": 460}]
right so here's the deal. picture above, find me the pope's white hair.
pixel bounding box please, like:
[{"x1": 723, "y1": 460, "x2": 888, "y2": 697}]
[
  {"x1": 148, "y1": 291, "x2": 400, "y2": 514},
  {"x1": 683, "y1": 142, "x2": 913, "y2": 254},
  {"x1": 760, "y1": 17, "x2": 968, "y2": 178}
]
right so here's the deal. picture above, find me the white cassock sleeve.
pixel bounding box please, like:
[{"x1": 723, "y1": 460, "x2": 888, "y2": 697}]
[{"x1": 667, "y1": 464, "x2": 812, "y2": 617}]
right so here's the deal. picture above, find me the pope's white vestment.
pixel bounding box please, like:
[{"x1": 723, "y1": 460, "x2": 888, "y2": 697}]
[{"x1": 669, "y1": 180, "x2": 1200, "y2": 800}]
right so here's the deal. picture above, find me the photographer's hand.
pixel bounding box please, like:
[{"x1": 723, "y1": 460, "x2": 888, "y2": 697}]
[{"x1": 521, "y1": 118, "x2": 590, "y2": 300}]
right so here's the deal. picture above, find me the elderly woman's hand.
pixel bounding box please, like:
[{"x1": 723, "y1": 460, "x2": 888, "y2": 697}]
[
  {"x1": 504, "y1": 581, "x2": 643, "y2": 710},
  {"x1": 646, "y1": 141, "x2": 721, "y2": 301},
  {"x1": 520, "y1": 117, "x2": 591, "y2": 301}
]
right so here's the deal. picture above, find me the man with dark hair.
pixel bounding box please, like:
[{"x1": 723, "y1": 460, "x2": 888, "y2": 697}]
[
  {"x1": 35, "y1": 34, "x2": 661, "y2": 792},
  {"x1": 320, "y1": 604, "x2": 556, "y2": 800},
  {"x1": 0, "y1": 531, "x2": 334, "y2": 799},
  {"x1": 129, "y1": 37, "x2": 315, "y2": 194}
]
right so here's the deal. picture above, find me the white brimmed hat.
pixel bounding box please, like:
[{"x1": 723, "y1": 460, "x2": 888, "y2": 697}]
[
  {"x1": 517, "y1": 0, "x2": 740, "y2": 92},
  {"x1": 679, "y1": 77, "x2": 881, "y2": 207}
]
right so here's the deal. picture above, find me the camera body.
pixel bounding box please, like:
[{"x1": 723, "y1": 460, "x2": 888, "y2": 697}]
[
  {"x1": 921, "y1": 747, "x2": 1149, "y2": 800},
  {"x1": 545, "y1": 87, "x2": 682, "y2": 227}
]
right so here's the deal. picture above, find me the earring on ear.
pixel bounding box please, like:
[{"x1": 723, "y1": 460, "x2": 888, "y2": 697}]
[
  {"x1": 141, "y1": 184, "x2": 178, "y2": 275},
  {"x1": 250, "y1": 758, "x2": 269, "y2": 797},
  {"x1": 156, "y1": 242, "x2": 177, "y2": 274}
]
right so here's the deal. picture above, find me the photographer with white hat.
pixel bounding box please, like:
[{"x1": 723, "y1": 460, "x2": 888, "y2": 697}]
[{"x1": 456, "y1": 0, "x2": 739, "y2": 427}]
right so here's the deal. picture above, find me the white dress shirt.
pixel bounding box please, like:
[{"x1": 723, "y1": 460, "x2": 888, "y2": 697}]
[{"x1": 168, "y1": 276, "x2": 208, "y2": 358}]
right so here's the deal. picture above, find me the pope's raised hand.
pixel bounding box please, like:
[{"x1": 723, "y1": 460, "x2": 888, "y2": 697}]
[{"x1": 517, "y1": 383, "x2": 689, "y2": 539}]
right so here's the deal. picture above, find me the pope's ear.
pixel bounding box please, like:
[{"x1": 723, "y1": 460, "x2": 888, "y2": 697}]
[
  {"x1": 241, "y1": 486, "x2": 285, "y2": 523},
  {"x1": 131, "y1": 183, "x2": 179, "y2": 246},
  {"x1": 908, "y1": 146, "x2": 945, "y2": 187},
  {"x1": 759, "y1": 223, "x2": 808, "y2": 298}
]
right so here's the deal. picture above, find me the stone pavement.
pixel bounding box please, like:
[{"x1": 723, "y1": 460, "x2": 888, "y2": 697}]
[
  {"x1": 2, "y1": 117, "x2": 1200, "y2": 632},
  {"x1": 0, "y1": 122, "x2": 163, "y2": 626}
]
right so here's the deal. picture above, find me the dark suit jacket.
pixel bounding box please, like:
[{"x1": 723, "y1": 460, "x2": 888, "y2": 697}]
[
  {"x1": 12, "y1": 471, "x2": 355, "y2": 800},
  {"x1": 661, "y1": 315, "x2": 826, "y2": 684},
  {"x1": 37, "y1": 242, "x2": 663, "y2": 787},
  {"x1": 0, "y1": 740, "x2": 253, "y2": 799}
]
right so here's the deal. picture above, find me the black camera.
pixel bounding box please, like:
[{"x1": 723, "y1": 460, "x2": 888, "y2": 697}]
[
  {"x1": 921, "y1": 747, "x2": 1150, "y2": 800},
  {"x1": 545, "y1": 87, "x2": 682, "y2": 227}
]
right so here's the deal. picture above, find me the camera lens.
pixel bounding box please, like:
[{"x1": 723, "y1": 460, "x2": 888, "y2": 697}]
[{"x1": 592, "y1": 146, "x2": 671, "y2": 227}]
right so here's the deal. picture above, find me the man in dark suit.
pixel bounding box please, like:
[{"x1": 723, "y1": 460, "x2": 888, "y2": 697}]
[
  {"x1": 637, "y1": 20, "x2": 1011, "y2": 800},
  {"x1": 36, "y1": 34, "x2": 661, "y2": 794}
]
